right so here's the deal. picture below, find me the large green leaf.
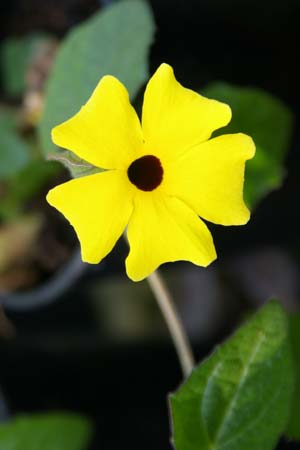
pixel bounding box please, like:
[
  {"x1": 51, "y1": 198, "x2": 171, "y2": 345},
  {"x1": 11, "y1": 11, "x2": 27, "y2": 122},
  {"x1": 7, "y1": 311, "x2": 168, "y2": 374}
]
[
  {"x1": 39, "y1": 0, "x2": 154, "y2": 177},
  {"x1": 202, "y1": 83, "x2": 293, "y2": 208},
  {"x1": 0, "y1": 412, "x2": 92, "y2": 450},
  {"x1": 0, "y1": 111, "x2": 29, "y2": 180},
  {"x1": 286, "y1": 314, "x2": 300, "y2": 440},
  {"x1": 170, "y1": 301, "x2": 293, "y2": 450}
]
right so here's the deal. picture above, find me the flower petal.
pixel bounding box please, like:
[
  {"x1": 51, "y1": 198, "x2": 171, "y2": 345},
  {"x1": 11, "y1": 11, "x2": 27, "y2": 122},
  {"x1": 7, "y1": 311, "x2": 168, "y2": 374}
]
[
  {"x1": 52, "y1": 76, "x2": 143, "y2": 169},
  {"x1": 165, "y1": 133, "x2": 255, "y2": 225},
  {"x1": 47, "y1": 170, "x2": 133, "y2": 263},
  {"x1": 141, "y1": 63, "x2": 231, "y2": 161},
  {"x1": 126, "y1": 192, "x2": 216, "y2": 281}
]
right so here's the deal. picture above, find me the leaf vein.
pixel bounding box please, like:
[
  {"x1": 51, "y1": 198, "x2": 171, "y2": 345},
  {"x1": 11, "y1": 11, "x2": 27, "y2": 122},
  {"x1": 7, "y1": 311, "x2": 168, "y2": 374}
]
[{"x1": 210, "y1": 331, "x2": 265, "y2": 446}]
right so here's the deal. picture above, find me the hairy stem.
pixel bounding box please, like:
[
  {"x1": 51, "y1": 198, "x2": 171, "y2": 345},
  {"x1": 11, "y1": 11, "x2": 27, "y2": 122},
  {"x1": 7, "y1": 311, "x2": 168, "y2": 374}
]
[{"x1": 147, "y1": 270, "x2": 195, "y2": 377}]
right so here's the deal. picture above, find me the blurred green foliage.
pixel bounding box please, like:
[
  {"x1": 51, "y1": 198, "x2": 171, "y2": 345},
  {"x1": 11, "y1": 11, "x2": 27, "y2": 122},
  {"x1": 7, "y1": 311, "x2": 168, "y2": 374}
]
[
  {"x1": 286, "y1": 314, "x2": 300, "y2": 439},
  {"x1": 170, "y1": 301, "x2": 293, "y2": 450},
  {"x1": 0, "y1": 110, "x2": 29, "y2": 179},
  {"x1": 0, "y1": 32, "x2": 62, "y2": 221},
  {"x1": 0, "y1": 160, "x2": 60, "y2": 221},
  {"x1": 202, "y1": 83, "x2": 293, "y2": 209},
  {"x1": 39, "y1": 0, "x2": 155, "y2": 178},
  {"x1": 0, "y1": 413, "x2": 92, "y2": 450},
  {"x1": 0, "y1": 106, "x2": 60, "y2": 221},
  {"x1": 1, "y1": 33, "x2": 51, "y2": 97}
]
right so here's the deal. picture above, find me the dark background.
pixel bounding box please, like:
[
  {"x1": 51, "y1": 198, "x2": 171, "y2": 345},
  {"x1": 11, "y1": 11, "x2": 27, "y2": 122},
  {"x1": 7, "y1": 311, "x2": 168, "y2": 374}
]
[{"x1": 0, "y1": 0, "x2": 300, "y2": 448}]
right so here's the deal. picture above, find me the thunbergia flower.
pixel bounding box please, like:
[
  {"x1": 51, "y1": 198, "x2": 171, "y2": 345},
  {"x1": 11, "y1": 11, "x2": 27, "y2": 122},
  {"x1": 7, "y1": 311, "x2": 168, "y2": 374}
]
[{"x1": 47, "y1": 63, "x2": 255, "y2": 281}]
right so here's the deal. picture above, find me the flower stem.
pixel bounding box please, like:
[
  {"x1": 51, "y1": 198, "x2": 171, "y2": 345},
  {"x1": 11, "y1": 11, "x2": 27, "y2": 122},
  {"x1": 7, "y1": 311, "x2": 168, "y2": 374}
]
[{"x1": 147, "y1": 271, "x2": 195, "y2": 378}]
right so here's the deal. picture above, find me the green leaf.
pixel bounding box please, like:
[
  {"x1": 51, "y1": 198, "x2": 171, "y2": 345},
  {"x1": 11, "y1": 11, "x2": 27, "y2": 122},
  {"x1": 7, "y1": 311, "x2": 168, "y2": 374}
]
[
  {"x1": 286, "y1": 314, "x2": 300, "y2": 440},
  {"x1": 47, "y1": 151, "x2": 101, "y2": 179},
  {"x1": 38, "y1": 0, "x2": 155, "y2": 177},
  {"x1": 0, "y1": 112, "x2": 30, "y2": 180},
  {"x1": 1, "y1": 33, "x2": 51, "y2": 97},
  {"x1": 0, "y1": 412, "x2": 92, "y2": 450},
  {"x1": 202, "y1": 83, "x2": 293, "y2": 208},
  {"x1": 170, "y1": 301, "x2": 294, "y2": 450}
]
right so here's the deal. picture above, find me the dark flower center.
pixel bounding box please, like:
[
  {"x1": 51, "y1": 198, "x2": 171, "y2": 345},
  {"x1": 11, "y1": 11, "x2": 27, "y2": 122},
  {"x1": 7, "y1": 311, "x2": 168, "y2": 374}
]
[{"x1": 127, "y1": 155, "x2": 163, "y2": 191}]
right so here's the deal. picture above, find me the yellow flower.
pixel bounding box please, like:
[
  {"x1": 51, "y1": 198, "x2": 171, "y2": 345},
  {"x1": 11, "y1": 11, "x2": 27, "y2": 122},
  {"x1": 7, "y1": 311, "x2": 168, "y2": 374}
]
[{"x1": 47, "y1": 63, "x2": 255, "y2": 281}]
